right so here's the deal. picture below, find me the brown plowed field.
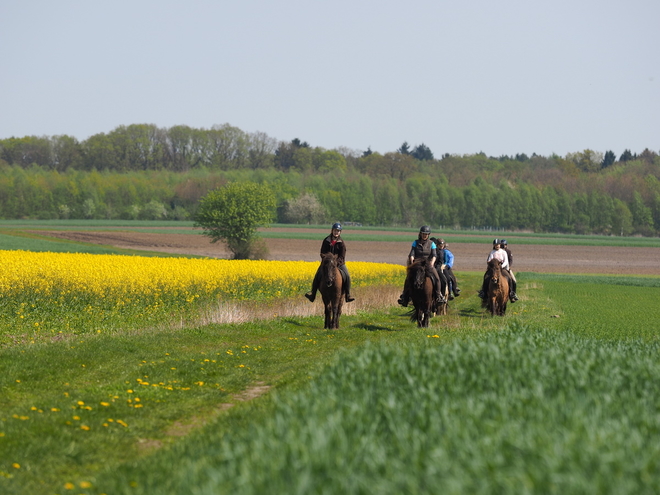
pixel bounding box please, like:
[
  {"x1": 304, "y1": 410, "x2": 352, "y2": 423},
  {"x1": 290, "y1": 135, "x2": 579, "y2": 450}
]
[{"x1": 34, "y1": 227, "x2": 660, "y2": 276}]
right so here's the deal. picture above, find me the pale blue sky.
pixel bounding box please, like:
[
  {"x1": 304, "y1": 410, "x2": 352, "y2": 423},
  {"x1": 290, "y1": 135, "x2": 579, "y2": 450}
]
[{"x1": 1, "y1": 0, "x2": 658, "y2": 158}]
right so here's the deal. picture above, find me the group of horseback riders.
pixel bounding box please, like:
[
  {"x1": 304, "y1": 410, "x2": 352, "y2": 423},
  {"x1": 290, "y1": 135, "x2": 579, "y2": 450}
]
[{"x1": 303, "y1": 223, "x2": 518, "y2": 306}]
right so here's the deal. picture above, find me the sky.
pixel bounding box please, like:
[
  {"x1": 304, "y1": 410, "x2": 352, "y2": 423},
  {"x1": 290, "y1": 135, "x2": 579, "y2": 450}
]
[{"x1": 1, "y1": 0, "x2": 658, "y2": 158}]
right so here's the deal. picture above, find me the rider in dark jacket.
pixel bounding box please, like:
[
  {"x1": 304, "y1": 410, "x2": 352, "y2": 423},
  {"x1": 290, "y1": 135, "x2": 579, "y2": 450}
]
[
  {"x1": 305, "y1": 223, "x2": 355, "y2": 303},
  {"x1": 398, "y1": 226, "x2": 446, "y2": 307},
  {"x1": 500, "y1": 239, "x2": 518, "y2": 301},
  {"x1": 433, "y1": 238, "x2": 460, "y2": 300}
]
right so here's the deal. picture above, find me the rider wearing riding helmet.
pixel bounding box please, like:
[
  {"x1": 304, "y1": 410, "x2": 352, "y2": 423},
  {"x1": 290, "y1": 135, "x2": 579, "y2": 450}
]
[
  {"x1": 478, "y1": 238, "x2": 517, "y2": 302},
  {"x1": 500, "y1": 239, "x2": 518, "y2": 301},
  {"x1": 398, "y1": 225, "x2": 446, "y2": 307},
  {"x1": 433, "y1": 237, "x2": 460, "y2": 299},
  {"x1": 305, "y1": 222, "x2": 355, "y2": 303}
]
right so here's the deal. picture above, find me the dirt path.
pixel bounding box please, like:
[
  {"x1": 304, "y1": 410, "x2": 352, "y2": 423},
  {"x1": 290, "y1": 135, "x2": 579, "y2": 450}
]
[{"x1": 33, "y1": 229, "x2": 660, "y2": 275}]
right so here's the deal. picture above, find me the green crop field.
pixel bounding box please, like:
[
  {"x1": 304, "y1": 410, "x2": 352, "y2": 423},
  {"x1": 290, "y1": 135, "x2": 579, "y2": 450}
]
[{"x1": 1, "y1": 225, "x2": 659, "y2": 494}]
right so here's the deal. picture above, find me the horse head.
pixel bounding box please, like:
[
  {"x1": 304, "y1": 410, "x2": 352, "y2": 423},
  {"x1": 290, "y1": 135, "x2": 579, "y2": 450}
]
[
  {"x1": 487, "y1": 259, "x2": 503, "y2": 285},
  {"x1": 320, "y1": 252, "x2": 338, "y2": 287},
  {"x1": 410, "y1": 259, "x2": 428, "y2": 289}
]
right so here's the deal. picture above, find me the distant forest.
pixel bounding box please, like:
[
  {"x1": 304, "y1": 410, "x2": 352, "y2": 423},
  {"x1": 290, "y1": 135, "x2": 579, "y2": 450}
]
[{"x1": 1, "y1": 123, "x2": 659, "y2": 236}]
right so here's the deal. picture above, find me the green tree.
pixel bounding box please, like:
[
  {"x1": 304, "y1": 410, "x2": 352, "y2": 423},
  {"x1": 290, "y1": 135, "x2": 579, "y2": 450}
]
[
  {"x1": 601, "y1": 150, "x2": 616, "y2": 169},
  {"x1": 411, "y1": 143, "x2": 434, "y2": 161},
  {"x1": 194, "y1": 181, "x2": 276, "y2": 259}
]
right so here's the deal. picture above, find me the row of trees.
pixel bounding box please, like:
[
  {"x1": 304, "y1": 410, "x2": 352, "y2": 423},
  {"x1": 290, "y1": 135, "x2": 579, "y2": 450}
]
[
  {"x1": 2, "y1": 162, "x2": 660, "y2": 236},
  {"x1": 1, "y1": 123, "x2": 657, "y2": 177}
]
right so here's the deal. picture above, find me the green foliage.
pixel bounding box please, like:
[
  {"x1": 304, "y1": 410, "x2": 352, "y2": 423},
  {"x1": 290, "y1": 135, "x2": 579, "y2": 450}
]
[
  {"x1": 2, "y1": 124, "x2": 660, "y2": 235},
  {"x1": 194, "y1": 181, "x2": 276, "y2": 259}
]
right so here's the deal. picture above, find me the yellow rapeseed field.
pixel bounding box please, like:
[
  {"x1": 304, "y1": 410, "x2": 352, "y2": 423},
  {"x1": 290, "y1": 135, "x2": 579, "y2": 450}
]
[{"x1": 0, "y1": 250, "x2": 404, "y2": 341}]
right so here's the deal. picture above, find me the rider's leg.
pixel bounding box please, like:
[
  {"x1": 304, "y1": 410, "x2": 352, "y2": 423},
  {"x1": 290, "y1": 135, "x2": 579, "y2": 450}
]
[
  {"x1": 339, "y1": 264, "x2": 355, "y2": 302},
  {"x1": 398, "y1": 277, "x2": 411, "y2": 306},
  {"x1": 305, "y1": 267, "x2": 322, "y2": 302},
  {"x1": 478, "y1": 271, "x2": 489, "y2": 299},
  {"x1": 447, "y1": 268, "x2": 460, "y2": 296},
  {"x1": 440, "y1": 269, "x2": 453, "y2": 300},
  {"x1": 507, "y1": 269, "x2": 519, "y2": 301},
  {"x1": 429, "y1": 266, "x2": 446, "y2": 304}
]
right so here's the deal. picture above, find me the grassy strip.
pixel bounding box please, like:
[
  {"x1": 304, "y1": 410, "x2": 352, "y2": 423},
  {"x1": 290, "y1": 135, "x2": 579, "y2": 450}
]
[{"x1": 3, "y1": 220, "x2": 660, "y2": 248}]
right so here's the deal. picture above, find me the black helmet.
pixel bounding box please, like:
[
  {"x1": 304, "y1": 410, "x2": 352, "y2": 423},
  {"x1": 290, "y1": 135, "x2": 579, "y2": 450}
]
[
  {"x1": 331, "y1": 222, "x2": 342, "y2": 231},
  {"x1": 501, "y1": 239, "x2": 507, "y2": 246},
  {"x1": 438, "y1": 238, "x2": 446, "y2": 245},
  {"x1": 493, "y1": 238, "x2": 500, "y2": 245},
  {"x1": 420, "y1": 225, "x2": 431, "y2": 234}
]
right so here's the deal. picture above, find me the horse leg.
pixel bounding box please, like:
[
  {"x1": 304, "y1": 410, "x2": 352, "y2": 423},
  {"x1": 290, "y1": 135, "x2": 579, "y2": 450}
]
[{"x1": 324, "y1": 301, "x2": 332, "y2": 329}]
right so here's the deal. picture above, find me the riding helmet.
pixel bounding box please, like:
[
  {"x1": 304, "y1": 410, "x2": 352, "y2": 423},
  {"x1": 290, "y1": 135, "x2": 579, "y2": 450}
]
[
  {"x1": 438, "y1": 238, "x2": 445, "y2": 245},
  {"x1": 493, "y1": 238, "x2": 500, "y2": 245},
  {"x1": 419, "y1": 225, "x2": 431, "y2": 234},
  {"x1": 501, "y1": 239, "x2": 507, "y2": 246},
  {"x1": 331, "y1": 222, "x2": 342, "y2": 231}
]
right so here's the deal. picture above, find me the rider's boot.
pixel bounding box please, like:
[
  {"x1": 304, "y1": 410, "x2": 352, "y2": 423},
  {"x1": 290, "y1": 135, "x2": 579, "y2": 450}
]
[
  {"x1": 397, "y1": 292, "x2": 409, "y2": 307},
  {"x1": 453, "y1": 287, "x2": 461, "y2": 297},
  {"x1": 435, "y1": 283, "x2": 446, "y2": 304},
  {"x1": 305, "y1": 291, "x2": 316, "y2": 302},
  {"x1": 478, "y1": 290, "x2": 486, "y2": 300},
  {"x1": 509, "y1": 291, "x2": 519, "y2": 302},
  {"x1": 345, "y1": 293, "x2": 355, "y2": 303}
]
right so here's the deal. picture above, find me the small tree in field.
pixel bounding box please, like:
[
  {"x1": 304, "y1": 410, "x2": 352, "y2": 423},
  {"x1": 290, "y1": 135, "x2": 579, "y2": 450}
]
[{"x1": 194, "y1": 182, "x2": 276, "y2": 259}]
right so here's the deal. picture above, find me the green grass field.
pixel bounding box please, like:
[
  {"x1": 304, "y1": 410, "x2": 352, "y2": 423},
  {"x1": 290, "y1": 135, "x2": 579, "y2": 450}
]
[{"x1": 1, "y1": 223, "x2": 659, "y2": 494}]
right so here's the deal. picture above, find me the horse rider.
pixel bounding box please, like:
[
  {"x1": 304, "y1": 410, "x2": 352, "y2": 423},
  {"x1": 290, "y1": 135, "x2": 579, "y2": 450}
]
[
  {"x1": 398, "y1": 225, "x2": 446, "y2": 307},
  {"x1": 433, "y1": 237, "x2": 461, "y2": 300},
  {"x1": 500, "y1": 239, "x2": 519, "y2": 301},
  {"x1": 478, "y1": 239, "x2": 518, "y2": 302},
  {"x1": 305, "y1": 223, "x2": 355, "y2": 303}
]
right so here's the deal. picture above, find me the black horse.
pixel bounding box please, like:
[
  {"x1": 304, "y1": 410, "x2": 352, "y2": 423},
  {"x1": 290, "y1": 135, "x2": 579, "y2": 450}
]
[
  {"x1": 406, "y1": 259, "x2": 434, "y2": 327},
  {"x1": 318, "y1": 252, "x2": 344, "y2": 329}
]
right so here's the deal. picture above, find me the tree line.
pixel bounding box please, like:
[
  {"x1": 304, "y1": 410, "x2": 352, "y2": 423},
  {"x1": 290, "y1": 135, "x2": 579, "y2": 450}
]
[{"x1": 1, "y1": 123, "x2": 659, "y2": 236}]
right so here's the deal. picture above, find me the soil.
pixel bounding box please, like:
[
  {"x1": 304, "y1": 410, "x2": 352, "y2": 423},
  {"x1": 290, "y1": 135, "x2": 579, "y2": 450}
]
[{"x1": 33, "y1": 227, "x2": 660, "y2": 276}]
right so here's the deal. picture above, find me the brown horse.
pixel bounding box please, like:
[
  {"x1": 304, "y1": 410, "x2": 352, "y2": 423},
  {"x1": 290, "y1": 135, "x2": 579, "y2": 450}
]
[
  {"x1": 407, "y1": 259, "x2": 434, "y2": 327},
  {"x1": 319, "y1": 252, "x2": 344, "y2": 329},
  {"x1": 483, "y1": 258, "x2": 509, "y2": 316}
]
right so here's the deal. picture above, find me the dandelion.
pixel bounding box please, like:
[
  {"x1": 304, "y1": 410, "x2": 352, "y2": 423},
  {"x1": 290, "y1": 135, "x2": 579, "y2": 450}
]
[
  {"x1": 80, "y1": 481, "x2": 92, "y2": 488},
  {"x1": 12, "y1": 463, "x2": 20, "y2": 469},
  {"x1": 100, "y1": 402, "x2": 110, "y2": 407},
  {"x1": 64, "y1": 482, "x2": 75, "y2": 489},
  {"x1": 80, "y1": 425, "x2": 90, "y2": 431}
]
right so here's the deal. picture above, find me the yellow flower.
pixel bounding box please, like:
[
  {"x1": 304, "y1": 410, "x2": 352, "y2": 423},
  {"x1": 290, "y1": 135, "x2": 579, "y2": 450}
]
[
  {"x1": 80, "y1": 425, "x2": 90, "y2": 431},
  {"x1": 64, "y1": 482, "x2": 75, "y2": 489},
  {"x1": 80, "y1": 481, "x2": 92, "y2": 488},
  {"x1": 12, "y1": 463, "x2": 20, "y2": 469}
]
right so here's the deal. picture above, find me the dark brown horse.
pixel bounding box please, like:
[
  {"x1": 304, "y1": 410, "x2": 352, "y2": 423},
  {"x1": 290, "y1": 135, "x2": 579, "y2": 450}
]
[
  {"x1": 483, "y1": 258, "x2": 509, "y2": 316},
  {"x1": 407, "y1": 259, "x2": 434, "y2": 327},
  {"x1": 319, "y1": 252, "x2": 344, "y2": 329}
]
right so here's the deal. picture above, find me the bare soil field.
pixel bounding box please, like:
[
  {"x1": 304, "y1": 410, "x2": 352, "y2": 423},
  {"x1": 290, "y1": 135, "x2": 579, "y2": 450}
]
[{"x1": 35, "y1": 227, "x2": 660, "y2": 276}]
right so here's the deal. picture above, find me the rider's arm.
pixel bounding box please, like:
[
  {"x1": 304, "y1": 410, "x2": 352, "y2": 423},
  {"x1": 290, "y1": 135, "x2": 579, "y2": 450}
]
[{"x1": 445, "y1": 250, "x2": 454, "y2": 268}]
